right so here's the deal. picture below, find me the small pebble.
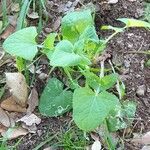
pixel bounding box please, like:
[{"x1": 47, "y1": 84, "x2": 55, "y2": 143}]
[
  {"x1": 38, "y1": 73, "x2": 48, "y2": 80},
  {"x1": 136, "y1": 85, "x2": 146, "y2": 96},
  {"x1": 44, "y1": 27, "x2": 52, "y2": 34}
]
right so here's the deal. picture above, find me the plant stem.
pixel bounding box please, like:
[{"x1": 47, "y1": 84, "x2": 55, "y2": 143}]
[
  {"x1": 109, "y1": 59, "x2": 122, "y2": 99},
  {"x1": 100, "y1": 61, "x2": 104, "y2": 79},
  {"x1": 24, "y1": 60, "x2": 30, "y2": 85},
  {"x1": 64, "y1": 68, "x2": 79, "y2": 89},
  {"x1": 104, "y1": 119, "x2": 116, "y2": 150}
]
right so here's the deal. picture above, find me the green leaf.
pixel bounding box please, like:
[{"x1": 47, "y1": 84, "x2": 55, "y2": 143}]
[
  {"x1": 117, "y1": 18, "x2": 150, "y2": 28},
  {"x1": 62, "y1": 10, "x2": 93, "y2": 43},
  {"x1": 107, "y1": 101, "x2": 136, "y2": 132},
  {"x1": 39, "y1": 78, "x2": 73, "y2": 117},
  {"x1": 100, "y1": 73, "x2": 118, "y2": 90},
  {"x1": 43, "y1": 33, "x2": 57, "y2": 59},
  {"x1": 79, "y1": 26, "x2": 99, "y2": 43},
  {"x1": 85, "y1": 71, "x2": 100, "y2": 90},
  {"x1": 50, "y1": 40, "x2": 88, "y2": 67},
  {"x1": 74, "y1": 39, "x2": 85, "y2": 54},
  {"x1": 73, "y1": 87, "x2": 119, "y2": 131},
  {"x1": 85, "y1": 72, "x2": 118, "y2": 91},
  {"x1": 44, "y1": 33, "x2": 57, "y2": 49},
  {"x1": 3, "y1": 27, "x2": 38, "y2": 60}
]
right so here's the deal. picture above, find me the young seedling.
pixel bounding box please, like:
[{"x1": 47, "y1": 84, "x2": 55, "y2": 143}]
[{"x1": 3, "y1": 9, "x2": 150, "y2": 149}]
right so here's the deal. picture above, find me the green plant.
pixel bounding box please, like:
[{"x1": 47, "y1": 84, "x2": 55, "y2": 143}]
[
  {"x1": 3, "y1": 9, "x2": 150, "y2": 148},
  {"x1": 144, "y1": 2, "x2": 150, "y2": 23},
  {"x1": 0, "y1": 0, "x2": 9, "y2": 34}
]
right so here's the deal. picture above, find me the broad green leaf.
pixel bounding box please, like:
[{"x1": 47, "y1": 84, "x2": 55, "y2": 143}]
[
  {"x1": 51, "y1": 40, "x2": 89, "y2": 67},
  {"x1": 107, "y1": 101, "x2": 136, "y2": 132},
  {"x1": 123, "y1": 101, "x2": 136, "y2": 118},
  {"x1": 117, "y1": 18, "x2": 150, "y2": 28},
  {"x1": 85, "y1": 72, "x2": 118, "y2": 91},
  {"x1": 79, "y1": 26, "x2": 99, "y2": 43},
  {"x1": 100, "y1": 73, "x2": 118, "y2": 90},
  {"x1": 85, "y1": 71, "x2": 100, "y2": 90},
  {"x1": 3, "y1": 27, "x2": 38, "y2": 60},
  {"x1": 43, "y1": 33, "x2": 57, "y2": 60},
  {"x1": 39, "y1": 78, "x2": 73, "y2": 117},
  {"x1": 62, "y1": 9, "x2": 93, "y2": 43},
  {"x1": 74, "y1": 39, "x2": 85, "y2": 54},
  {"x1": 73, "y1": 87, "x2": 119, "y2": 131}
]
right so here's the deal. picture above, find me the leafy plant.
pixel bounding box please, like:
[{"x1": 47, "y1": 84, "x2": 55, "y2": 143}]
[{"x1": 3, "y1": 9, "x2": 150, "y2": 148}]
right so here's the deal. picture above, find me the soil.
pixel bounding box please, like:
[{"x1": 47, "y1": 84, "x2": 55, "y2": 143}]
[{"x1": 1, "y1": 0, "x2": 150, "y2": 150}]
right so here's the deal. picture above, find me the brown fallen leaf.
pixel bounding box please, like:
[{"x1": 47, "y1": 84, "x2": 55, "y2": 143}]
[
  {"x1": 0, "y1": 107, "x2": 12, "y2": 127},
  {"x1": 6, "y1": 73, "x2": 28, "y2": 107},
  {"x1": 22, "y1": 123, "x2": 37, "y2": 133},
  {"x1": 17, "y1": 114, "x2": 41, "y2": 126},
  {"x1": 0, "y1": 24, "x2": 15, "y2": 40},
  {"x1": 27, "y1": 88, "x2": 38, "y2": 114},
  {"x1": 1, "y1": 127, "x2": 28, "y2": 140},
  {"x1": 132, "y1": 131, "x2": 150, "y2": 145},
  {"x1": 1, "y1": 96, "x2": 27, "y2": 113},
  {"x1": 0, "y1": 124, "x2": 7, "y2": 133}
]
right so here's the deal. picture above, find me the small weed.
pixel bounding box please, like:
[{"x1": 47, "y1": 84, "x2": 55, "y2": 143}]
[{"x1": 61, "y1": 128, "x2": 87, "y2": 150}]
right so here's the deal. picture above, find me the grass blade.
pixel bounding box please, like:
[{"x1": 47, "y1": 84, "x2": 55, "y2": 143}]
[
  {"x1": 2, "y1": 0, "x2": 8, "y2": 27},
  {"x1": 16, "y1": 0, "x2": 32, "y2": 30},
  {"x1": 39, "y1": 0, "x2": 46, "y2": 10}
]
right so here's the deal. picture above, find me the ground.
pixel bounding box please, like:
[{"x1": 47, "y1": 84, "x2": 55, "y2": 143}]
[{"x1": 0, "y1": 0, "x2": 150, "y2": 150}]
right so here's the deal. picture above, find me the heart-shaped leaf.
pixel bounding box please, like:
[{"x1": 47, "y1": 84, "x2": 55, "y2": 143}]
[
  {"x1": 73, "y1": 87, "x2": 119, "y2": 131},
  {"x1": 79, "y1": 26, "x2": 99, "y2": 43},
  {"x1": 62, "y1": 9, "x2": 93, "y2": 43},
  {"x1": 100, "y1": 73, "x2": 118, "y2": 90},
  {"x1": 39, "y1": 78, "x2": 73, "y2": 117},
  {"x1": 50, "y1": 40, "x2": 86, "y2": 67},
  {"x1": 3, "y1": 27, "x2": 38, "y2": 60}
]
